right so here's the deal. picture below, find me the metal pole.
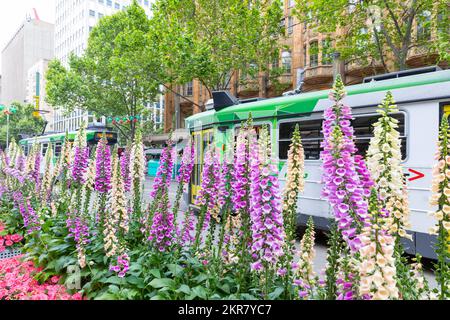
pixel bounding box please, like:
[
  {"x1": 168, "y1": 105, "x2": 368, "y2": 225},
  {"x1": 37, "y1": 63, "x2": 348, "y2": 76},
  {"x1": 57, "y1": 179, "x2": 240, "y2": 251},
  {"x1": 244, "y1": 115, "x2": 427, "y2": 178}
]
[{"x1": 6, "y1": 112, "x2": 10, "y2": 150}]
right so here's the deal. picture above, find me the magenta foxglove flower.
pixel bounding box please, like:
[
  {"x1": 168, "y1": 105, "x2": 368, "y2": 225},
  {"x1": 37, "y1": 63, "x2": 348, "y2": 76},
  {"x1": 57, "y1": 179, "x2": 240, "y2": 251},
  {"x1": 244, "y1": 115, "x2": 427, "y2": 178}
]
[
  {"x1": 148, "y1": 143, "x2": 176, "y2": 252},
  {"x1": 180, "y1": 210, "x2": 195, "y2": 246},
  {"x1": 94, "y1": 138, "x2": 112, "y2": 193},
  {"x1": 120, "y1": 150, "x2": 131, "y2": 192},
  {"x1": 177, "y1": 140, "x2": 195, "y2": 185},
  {"x1": 13, "y1": 191, "x2": 41, "y2": 234},
  {"x1": 148, "y1": 200, "x2": 175, "y2": 252},
  {"x1": 195, "y1": 148, "x2": 221, "y2": 231},
  {"x1": 249, "y1": 134, "x2": 285, "y2": 271},
  {"x1": 66, "y1": 209, "x2": 90, "y2": 268},
  {"x1": 150, "y1": 142, "x2": 175, "y2": 199},
  {"x1": 31, "y1": 151, "x2": 42, "y2": 191},
  {"x1": 232, "y1": 129, "x2": 251, "y2": 212},
  {"x1": 321, "y1": 76, "x2": 370, "y2": 252},
  {"x1": 109, "y1": 253, "x2": 130, "y2": 278},
  {"x1": 71, "y1": 146, "x2": 89, "y2": 185}
]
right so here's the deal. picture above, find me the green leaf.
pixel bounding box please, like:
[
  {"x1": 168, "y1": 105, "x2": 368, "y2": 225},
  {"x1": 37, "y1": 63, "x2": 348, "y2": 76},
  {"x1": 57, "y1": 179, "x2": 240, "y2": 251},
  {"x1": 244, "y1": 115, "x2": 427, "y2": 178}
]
[
  {"x1": 126, "y1": 276, "x2": 145, "y2": 288},
  {"x1": 108, "y1": 285, "x2": 120, "y2": 294},
  {"x1": 193, "y1": 273, "x2": 208, "y2": 284},
  {"x1": 167, "y1": 264, "x2": 184, "y2": 277},
  {"x1": 191, "y1": 286, "x2": 208, "y2": 299},
  {"x1": 102, "y1": 276, "x2": 126, "y2": 285},
  {"x1": 95, "y1": 292, "x2": 118, "y2": 300},
  {"x1": 148, "y1": 269, "x2": 161, "y2": 279},
  {"x1": 176, "y1": 284, "x2": 191, "y2": 295},
  {"x1": 268, "y1": 287, "x2": 284, "y2": 300},
  {"x1": 149, "y1": 278, "x2": 175, "y2": 289}
]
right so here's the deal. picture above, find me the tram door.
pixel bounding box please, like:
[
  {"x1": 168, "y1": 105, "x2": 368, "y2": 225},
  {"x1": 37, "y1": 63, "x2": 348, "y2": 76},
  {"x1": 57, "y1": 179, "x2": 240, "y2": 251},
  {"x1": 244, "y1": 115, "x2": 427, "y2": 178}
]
[{"x1": 191, "y1": 129, "x2": 214, "y2": 204}]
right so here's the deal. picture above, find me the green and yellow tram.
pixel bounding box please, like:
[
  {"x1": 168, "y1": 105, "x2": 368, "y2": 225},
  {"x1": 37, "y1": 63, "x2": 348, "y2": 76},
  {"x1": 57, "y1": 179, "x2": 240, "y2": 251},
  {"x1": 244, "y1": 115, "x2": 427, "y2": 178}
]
[
  {"x1": 19, "y1": 129, "x2": 118, "y2": 160},
  {"x1": 185, "y1": 68, "x2": 450, "y2": 259}
]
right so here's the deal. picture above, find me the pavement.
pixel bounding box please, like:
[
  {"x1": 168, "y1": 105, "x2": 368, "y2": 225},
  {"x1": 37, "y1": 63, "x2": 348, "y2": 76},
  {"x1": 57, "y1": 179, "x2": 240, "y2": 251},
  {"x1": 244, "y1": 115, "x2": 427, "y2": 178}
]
[{"x1": 144, "y1": 177, "x2": 437, "y2": 289}]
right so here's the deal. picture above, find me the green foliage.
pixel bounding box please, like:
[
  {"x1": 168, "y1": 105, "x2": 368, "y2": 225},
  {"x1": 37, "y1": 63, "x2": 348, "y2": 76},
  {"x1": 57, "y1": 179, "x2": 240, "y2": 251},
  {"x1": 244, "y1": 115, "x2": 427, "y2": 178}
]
[
  {"x1": 0, "y1": 102, "x2": 46, "y2": 148},
  {"x1": 293, "y1": 0, "x2": 449, "y2": 71},
  {"x1": 324, "y1": 222, "x2": 341, "y2": 300},
  {"x1": 46, "y1": 1, "x2": 161, "y2": 140},
  {"x1": 151, "y1": 0, "x2": 285, "y2": 96}
]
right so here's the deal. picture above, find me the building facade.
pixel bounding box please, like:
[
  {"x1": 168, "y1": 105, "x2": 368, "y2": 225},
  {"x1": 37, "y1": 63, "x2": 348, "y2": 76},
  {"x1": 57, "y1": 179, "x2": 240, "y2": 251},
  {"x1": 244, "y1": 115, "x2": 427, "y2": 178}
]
[
  {"x1": 163, "y1": 0, "x2": 446, "y2": 133},
  {"x1": 25, "y1": 59, "x2": 54, "y2": 132},
  {"x1": 53, "y1": 0, "x2": 161, "y2": 133},
  {"x1": 1, "y1": 19, "x2": 54, "y2": 106}
]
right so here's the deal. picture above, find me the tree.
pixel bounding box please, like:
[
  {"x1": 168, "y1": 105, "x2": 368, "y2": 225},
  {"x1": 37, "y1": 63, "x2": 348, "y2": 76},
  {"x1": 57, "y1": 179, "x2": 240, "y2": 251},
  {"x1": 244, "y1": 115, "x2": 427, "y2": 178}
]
[
  {"x1": 0, "y1": 102, "x2": 46, "y2": 148},
  {"x1": 294, "y1": 0, "x2": 449, "y2": 71},
  {"x1": 150, "y1": 0, "x2": 285, "y2": 107},
  {"x1": 46, "y1": 1, "x2": 162, "y2": 141}
]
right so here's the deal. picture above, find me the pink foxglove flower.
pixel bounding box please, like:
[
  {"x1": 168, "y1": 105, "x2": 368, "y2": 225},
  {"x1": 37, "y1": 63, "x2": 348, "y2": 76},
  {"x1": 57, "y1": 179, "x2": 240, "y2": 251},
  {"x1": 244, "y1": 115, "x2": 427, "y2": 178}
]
[
  {"x1": 249, "y1": 127, "x2": 285, "y2": 271},
  {"x1": 120, "y1": 149, "x2": 131, "y2": 192},
  {"x1": 148, "y1": 142, "x2": 176, "y2": 252},
  {"x1": 95, "y1": 136, "x2": 112, "y2": 194},
  {"x1": 71, "y1": 125, "x2": 89, "y2": 185},
  {"x1": 321, "y1": 75, "x2": 370, "y2": 252}
]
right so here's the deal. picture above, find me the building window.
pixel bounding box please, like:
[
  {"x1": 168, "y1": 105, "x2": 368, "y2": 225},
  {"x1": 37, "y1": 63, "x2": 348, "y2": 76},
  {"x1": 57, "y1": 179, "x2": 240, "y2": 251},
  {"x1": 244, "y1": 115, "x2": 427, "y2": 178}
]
[
  {"x1": 272, "y1": 56, "x2": 279, "y2": 70},
  {"x1": 309, "y1": 41, "x2": 319, "y2": 67},
  {"x1": 417, "y1": 10, "x2": 431, "y2": 42},
  {"x1": 303, "y1": 44, "x2": 307, "y2": 66},
  {"x1": 287, "y1": 16, "x2": 294, "y2": 35},
  {"x1": 89, "y1": 10, "x2": 95, "y2": 17},
  {"x1": 321, "y1": 39, "x2": 333, "y2": 65},
  {"x1": 281, "y1": 51, "x2": 292, "y2": 74}
]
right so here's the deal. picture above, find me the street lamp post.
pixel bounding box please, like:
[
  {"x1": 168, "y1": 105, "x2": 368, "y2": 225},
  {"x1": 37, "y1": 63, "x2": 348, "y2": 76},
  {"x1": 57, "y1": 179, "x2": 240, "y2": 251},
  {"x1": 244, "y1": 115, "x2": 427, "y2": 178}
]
[{"x1": 6, "y1": 112, "x2": 10, "y2": 149}]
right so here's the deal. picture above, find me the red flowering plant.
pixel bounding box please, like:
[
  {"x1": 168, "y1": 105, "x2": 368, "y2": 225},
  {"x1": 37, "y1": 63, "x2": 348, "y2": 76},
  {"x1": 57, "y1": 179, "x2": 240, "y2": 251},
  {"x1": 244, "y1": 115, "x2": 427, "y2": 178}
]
[
  {"x1": 0, "y1": 255, "x2": 83, "y2": 300},
  {"x1": 0, "y1": 221, "x2": 24, "y2": 253}
]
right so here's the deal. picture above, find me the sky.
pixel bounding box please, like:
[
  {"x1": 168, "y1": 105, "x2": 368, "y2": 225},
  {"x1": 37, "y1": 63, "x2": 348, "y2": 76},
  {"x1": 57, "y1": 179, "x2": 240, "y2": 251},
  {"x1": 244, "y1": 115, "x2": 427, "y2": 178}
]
[{"x1": 0, "y1": 0, "x2": 55, "y2": 73}]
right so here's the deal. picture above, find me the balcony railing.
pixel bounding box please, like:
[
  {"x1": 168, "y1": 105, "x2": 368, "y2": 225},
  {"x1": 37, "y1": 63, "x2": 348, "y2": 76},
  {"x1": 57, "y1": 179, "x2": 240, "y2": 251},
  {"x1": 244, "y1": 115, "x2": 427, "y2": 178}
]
[
  {"x1": 238, "y1": 78, "x2": 260, "y2": 94},
  {"x1": 345, "y1": 60, "x2": 385, "y2": 78},
  {"x1": 406, "y1": 46, "x2": 438, "y2": 68},
  {"x1": 303, "y1": 65, "x2": 333, "y2": 84}
]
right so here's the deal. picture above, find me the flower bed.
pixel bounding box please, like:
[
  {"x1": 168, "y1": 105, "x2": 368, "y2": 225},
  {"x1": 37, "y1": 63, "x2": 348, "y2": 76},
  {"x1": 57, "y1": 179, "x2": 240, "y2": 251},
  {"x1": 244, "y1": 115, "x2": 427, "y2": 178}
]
[
  {"x1": 0, "y1": 78, "x2": 447, "y2": 300},
  {"x1": 0, "y1": 255, "x2": 83, "y2": 300}
]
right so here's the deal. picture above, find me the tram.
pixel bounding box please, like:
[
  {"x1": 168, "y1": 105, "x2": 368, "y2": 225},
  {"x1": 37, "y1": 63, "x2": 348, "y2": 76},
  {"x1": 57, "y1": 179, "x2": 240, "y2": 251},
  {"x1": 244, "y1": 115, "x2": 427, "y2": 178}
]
[
  {"x1": 18, "y1": 128, "x2": 118, "y2": 161},
  {"x1": 184, "y1": 67, "x2": 450, "y2": 259}
]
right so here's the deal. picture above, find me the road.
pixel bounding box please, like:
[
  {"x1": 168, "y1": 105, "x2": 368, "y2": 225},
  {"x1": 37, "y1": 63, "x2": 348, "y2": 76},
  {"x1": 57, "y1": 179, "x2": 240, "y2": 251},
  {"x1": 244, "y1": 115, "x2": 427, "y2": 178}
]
[{"x1": 144, "y1": 177, "x2": 437, "y2": 289}]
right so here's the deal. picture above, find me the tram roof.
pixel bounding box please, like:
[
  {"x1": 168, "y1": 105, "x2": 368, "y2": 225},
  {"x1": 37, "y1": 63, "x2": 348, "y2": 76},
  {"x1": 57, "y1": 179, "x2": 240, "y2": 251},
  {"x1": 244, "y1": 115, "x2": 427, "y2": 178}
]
[
  {"x1": 19, "y1": 129, "x2": 100, "y2": 145},
  {"x1": 186, "y1": 69, "x2": 450, "y2": 128}
]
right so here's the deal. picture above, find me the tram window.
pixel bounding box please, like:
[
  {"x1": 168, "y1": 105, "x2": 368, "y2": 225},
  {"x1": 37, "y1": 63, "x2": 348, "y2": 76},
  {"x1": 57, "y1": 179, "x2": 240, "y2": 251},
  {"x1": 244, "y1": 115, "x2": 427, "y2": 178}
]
[
  {"x1": 54, "y1": 142, "x2": 62, "y2": 157},
  {"x1": 42, "y1": 143, "x2": 49, "y2": 156},
  {"x1": 234, "y1": 125, "x2": 271, "y2": 151},
  {"x1": 279, "y1": 119, "x2": 323, "y2": 160},
  {"x1": 278, "y1": 113, "x2": 407, "y2": 160},
  {"x1": 353, "y1": 113, "x2": 406, "y2": 160}
]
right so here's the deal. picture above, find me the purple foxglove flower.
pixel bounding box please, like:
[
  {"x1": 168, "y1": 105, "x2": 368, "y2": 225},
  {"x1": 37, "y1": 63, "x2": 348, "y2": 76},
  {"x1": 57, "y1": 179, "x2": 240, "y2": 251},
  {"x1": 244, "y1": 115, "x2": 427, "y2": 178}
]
[
  {"x1": 320, "y1": 76, "x2": 371, "y2": 252},
  {"x1": 120, "y1": 149, "x2": 131, "y2": 192},
  {"x1": 177, "y1": 140, "x2": 195, "y2": 185},
  {"x1": 95, "y1": 137, "x2": 112, "y2": 193},
  {"x1": 249, "y1": 134, "x2": 286, "y2": 271}
]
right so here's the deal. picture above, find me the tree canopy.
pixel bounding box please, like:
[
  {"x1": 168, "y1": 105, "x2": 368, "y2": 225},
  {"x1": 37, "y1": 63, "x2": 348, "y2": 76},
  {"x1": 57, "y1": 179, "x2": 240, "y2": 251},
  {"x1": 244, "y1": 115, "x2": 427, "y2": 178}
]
[
  {"x1": 46, "y1": 1, "x2": 162, "y2": 140},
  {"x1": 0, "y1": 102, "x2": 46, "y2": 148},
  {"x1": 150, "y1": 0, "x2": 285, "y2": 99},
  {"x1": 294, "y1": 0, "x2": 449, "y2": 71}
]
